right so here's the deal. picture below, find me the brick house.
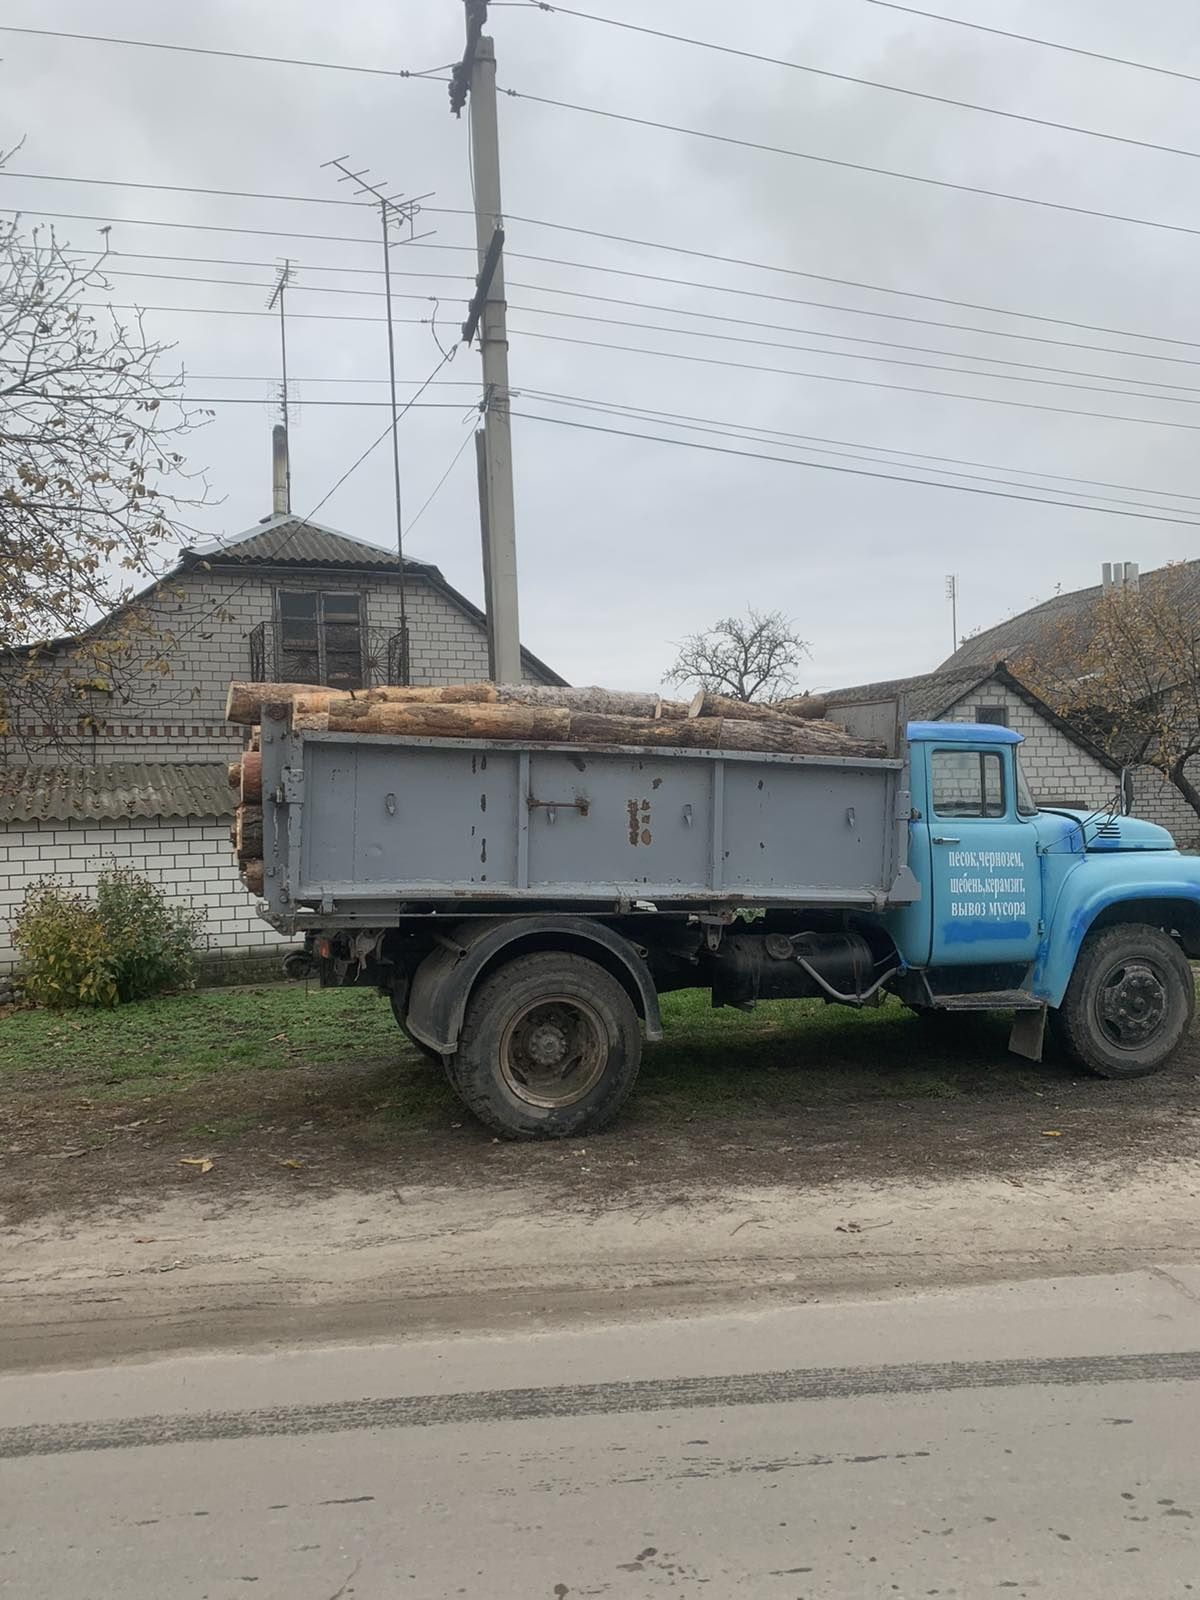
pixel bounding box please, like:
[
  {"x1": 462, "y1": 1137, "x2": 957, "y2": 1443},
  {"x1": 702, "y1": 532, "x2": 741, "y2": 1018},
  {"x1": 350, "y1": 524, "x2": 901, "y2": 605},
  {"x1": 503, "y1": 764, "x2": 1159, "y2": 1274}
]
[
  {"x1": 827, "y1": 660, "x2": 1124, "y2": 809},
  {"x1": 829, "y1": 561, "x2": 1200, "y2": 850},
  {"x1": 935, "y1": 560, "x2": 1200, "y2": 848},
  {"x1": 0, "y1": 512, "x2": 562, "y2": 978}
]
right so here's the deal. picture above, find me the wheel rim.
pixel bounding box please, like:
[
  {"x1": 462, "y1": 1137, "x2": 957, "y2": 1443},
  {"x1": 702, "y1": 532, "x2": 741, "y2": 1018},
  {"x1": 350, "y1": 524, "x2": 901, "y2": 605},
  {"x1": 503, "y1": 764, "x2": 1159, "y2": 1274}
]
[
  {"x1": 1096, "y1": 957, "x2": 1170, "y2": 1050},
  {"x1": 498, "y1": 994, "x2": 609, "y2": 1108}
]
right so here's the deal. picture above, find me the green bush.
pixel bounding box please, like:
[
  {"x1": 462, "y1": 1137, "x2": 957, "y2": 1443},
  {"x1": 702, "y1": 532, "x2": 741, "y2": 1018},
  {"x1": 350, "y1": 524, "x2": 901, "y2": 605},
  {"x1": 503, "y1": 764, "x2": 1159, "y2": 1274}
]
[{"x1": 12, "y1": 866, "x2": 206, "y2": 1008}]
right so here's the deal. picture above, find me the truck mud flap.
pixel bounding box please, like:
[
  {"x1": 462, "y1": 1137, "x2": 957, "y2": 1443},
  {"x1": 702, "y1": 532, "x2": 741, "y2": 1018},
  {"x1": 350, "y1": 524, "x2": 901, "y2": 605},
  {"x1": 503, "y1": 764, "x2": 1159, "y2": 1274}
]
[{"x1": 1008, "y1": 1005, "x2": 1047, "y2": 1062}]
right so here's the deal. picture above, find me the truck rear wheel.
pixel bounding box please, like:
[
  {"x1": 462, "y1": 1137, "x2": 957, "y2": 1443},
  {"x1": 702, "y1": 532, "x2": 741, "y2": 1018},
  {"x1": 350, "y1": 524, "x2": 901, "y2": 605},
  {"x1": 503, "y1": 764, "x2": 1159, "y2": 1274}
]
[
  {"x1": 1056, "y1": 923, "x2": 1195, "y2": 1079},
  {"x1": 446, "y1": 952, "x2": 642, "y2": 1140}
]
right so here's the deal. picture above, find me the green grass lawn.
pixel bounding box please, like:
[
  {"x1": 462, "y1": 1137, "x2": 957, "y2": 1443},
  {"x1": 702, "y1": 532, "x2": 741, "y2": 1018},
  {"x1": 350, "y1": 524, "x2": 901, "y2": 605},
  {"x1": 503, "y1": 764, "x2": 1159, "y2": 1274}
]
[
  {"x1": 0, "y1": 985, "x2": 399, "y2": 1088},
  {"x1": 0, "y1": 981, "x2": 1025, "y2": 1118}
]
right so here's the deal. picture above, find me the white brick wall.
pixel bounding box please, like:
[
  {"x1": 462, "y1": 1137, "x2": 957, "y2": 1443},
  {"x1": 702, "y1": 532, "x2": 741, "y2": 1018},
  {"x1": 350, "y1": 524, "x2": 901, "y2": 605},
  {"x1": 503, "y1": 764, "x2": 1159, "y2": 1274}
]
[
  {"x1": 1, "y1": 566, "x2": 551, "y2": 764},
  {"x1": 0, "y1": 815, "x2": 293, "y2": 975},
  {"x1": 941, "y1": 683, "x2": 1117, "y2": 809},
  {"x1": 943, "y1": 679, "x2": 1200, "y2": 848}
]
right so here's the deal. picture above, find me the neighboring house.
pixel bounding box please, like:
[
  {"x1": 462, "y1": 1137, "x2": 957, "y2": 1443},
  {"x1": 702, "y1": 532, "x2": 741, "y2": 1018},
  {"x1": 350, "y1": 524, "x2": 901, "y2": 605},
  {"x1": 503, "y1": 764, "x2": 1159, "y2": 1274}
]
[
  {"x1": 0, "y1": 512, "x2": 563, "y2": 978},
  {"x1": 935, "y1": 559, "x2": 1200, "y2": 848},
  {"x1": 827, "y1": 659, "x2": 1127, "y2": 816}
]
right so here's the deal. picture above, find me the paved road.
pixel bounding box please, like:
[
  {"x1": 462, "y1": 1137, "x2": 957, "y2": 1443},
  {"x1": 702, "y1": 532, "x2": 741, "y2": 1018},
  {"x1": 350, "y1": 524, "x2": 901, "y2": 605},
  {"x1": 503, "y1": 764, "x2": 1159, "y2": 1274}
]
[{"x1": 3, "y1": 1269, "x2": 1200, "y2": 1597}]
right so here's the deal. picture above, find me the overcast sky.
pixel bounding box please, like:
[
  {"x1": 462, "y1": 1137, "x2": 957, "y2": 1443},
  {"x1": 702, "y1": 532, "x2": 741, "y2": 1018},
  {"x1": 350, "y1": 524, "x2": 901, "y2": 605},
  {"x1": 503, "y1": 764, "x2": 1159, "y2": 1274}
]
[{"x1": 4, "y1": 0, "x2": 1200, "y2": 691}]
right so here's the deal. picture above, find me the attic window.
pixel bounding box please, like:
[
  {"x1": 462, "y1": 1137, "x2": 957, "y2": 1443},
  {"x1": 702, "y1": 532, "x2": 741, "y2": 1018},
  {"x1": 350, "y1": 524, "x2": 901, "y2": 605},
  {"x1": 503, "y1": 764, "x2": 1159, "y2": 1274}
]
[
  {"x1": 975, "y1": 704, "x2": 1008, "y2": 727},
  {"x1": 277, "y1": 590, "x2": 364, "y2": 689}
]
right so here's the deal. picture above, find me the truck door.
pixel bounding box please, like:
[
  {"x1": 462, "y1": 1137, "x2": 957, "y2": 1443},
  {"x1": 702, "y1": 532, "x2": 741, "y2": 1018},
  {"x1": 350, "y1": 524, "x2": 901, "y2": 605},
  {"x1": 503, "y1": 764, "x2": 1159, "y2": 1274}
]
[{"x1": 925, "y1": 741, "x2": 1042, "y2": 968}]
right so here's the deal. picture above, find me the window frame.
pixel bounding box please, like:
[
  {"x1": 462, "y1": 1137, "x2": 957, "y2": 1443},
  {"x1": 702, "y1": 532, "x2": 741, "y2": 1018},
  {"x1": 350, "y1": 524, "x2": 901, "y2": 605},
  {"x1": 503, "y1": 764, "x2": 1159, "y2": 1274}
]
[
  {"x1": 974, "y1": 703, "x2": 1009, "y2": 727},
  {"x1": 930, "y1": 747, "x2": 1008, "y2": 821},
  {"x1": 273, "y1": 587, "x2": 367, "y2": 689}
]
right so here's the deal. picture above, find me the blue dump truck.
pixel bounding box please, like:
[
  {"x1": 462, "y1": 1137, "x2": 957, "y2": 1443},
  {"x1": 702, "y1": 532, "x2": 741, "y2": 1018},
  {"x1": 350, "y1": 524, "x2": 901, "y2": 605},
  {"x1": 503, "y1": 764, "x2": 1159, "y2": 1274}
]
[{"x1": 244, "y1": 696, "x2": 1200, "y2": 1139}]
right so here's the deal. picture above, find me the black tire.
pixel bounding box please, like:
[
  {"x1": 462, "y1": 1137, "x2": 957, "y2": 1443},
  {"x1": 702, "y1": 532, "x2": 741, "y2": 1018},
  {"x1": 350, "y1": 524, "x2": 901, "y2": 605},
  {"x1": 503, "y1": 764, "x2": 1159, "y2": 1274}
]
[
  {"x1": 1056, "y1": 923, "x2": 1195, "y2": 1079},
  {"x1": 445, "y1": 952, "x2": 642, "y2": 1140}
]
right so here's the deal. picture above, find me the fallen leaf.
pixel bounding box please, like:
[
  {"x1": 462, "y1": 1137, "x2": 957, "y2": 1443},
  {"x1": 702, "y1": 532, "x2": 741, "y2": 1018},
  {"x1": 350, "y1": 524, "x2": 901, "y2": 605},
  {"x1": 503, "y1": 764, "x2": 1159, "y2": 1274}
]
[
  {"x1": 279, "y1": 1158, "x2": 303, "y2": 1169},
  {"x1": 133, "y1": 1237, "x2": 156, "y2": 1244},
  {"x1": 180, "y1": 1156, "x2": 214, "y2": 1174},
  {"x1": 1041, "y1": 1130, "x2": 1063, "y2": 1138}
]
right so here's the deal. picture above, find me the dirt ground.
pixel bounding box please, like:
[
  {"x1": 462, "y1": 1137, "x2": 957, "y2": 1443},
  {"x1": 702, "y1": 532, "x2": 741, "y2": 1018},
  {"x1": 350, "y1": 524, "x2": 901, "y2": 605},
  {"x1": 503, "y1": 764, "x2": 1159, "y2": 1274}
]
[
  {"x1": 4, "y1": 1008, "x2": 1200, "y2": 1226},
  {"x1": 5, "y1": 996, "x2": 1200, "y2": 1371}
]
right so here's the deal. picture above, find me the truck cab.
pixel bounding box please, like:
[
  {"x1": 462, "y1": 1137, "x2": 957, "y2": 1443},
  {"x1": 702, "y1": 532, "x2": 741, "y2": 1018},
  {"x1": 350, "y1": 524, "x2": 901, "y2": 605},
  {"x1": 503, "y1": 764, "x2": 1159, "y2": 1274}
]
[{"x1": 890, "y1": 722, "x2": 1200, "y2": 1073}]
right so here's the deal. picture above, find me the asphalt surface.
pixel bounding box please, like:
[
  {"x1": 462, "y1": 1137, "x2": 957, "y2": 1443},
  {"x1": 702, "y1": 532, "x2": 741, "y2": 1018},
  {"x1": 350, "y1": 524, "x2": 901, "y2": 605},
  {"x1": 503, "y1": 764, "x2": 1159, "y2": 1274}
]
[{"x1": 3, "y1": 1269, "x2": 1200, "y2": 1598}]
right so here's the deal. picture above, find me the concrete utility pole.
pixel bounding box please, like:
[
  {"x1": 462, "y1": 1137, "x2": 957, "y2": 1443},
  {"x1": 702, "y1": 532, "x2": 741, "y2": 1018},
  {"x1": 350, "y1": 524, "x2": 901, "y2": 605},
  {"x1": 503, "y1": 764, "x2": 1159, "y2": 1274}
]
[
  {"x1": 453, "y1": 11, "x2": 522, "y2": 686},
  {"x1": 945, "y1": 573, "x2": 959, "y2": 653}
]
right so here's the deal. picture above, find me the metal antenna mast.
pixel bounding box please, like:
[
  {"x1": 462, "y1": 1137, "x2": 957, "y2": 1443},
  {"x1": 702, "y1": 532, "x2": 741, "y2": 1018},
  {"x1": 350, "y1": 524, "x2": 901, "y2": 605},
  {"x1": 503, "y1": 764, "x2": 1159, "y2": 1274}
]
[
  {"x1": 267, "y1": 259, "x2": 293, "y2": 514},
  {"x1": 322, "y1": 157, "x2": 431, "y2": 684}
]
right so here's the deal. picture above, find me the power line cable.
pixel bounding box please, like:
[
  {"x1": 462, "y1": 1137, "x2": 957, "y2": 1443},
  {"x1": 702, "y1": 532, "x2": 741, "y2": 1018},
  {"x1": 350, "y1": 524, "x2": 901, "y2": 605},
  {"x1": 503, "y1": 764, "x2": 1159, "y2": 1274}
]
[
  {"x1": 510, "y1": 410, "x2": 1200, "y2": 529},
  {"x1": 518, "y1": 390, "x2": 1200, "y2": 520},
  {"x1": 864, "y1": 3, "x2": 1200, "y2": 86},
  {"x1": 17, "y1": 205, "x2": 1200, "y2": 357},
  {"x1": 0, "y1": 23, "x2": 454, "y2": 81},
  {"x1": 83, "y1": 291, "x2": 1200, "y2": 406},
  {"x1": 403, "y1": 425, "x2": 479, "y2": 536},
  {"x1": 61, "y1": 245, "x2": 1200, "y2": 368},
  {"x1": 505, "y1": 302, "x2": 1200, "y2": 401},
  {"x1": 99, "y1": 268, "x2": 1200, "y2": 392},
  {"x1": 74, "y1": 293, "x2": 1200, "y2": 424},
  {"x1": 4, "y1": 169, "x2": 379, "y2": 209},
  {"x1": 7, "y1": 15, "x2": 1196, "y2": 153},
  {"x1": 497, "y1": 85, "x2": 1200, "y2": 241},
  {"x1": 510, "y1": 326, "x2": 1200, "y2": 433},
  {"x1": 519, "y1": 386, "x2": 1200, "y2": 505},
  {"x1": 505, "y1": 1, "x2": 1200, "y2": 162}
]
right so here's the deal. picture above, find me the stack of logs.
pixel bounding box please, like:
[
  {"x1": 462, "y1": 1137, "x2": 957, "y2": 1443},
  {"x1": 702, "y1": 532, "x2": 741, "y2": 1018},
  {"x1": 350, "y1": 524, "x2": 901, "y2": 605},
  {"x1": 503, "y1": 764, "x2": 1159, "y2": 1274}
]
[{"x1": 225, "y1": 681, "x2": 884, "y2": 899}]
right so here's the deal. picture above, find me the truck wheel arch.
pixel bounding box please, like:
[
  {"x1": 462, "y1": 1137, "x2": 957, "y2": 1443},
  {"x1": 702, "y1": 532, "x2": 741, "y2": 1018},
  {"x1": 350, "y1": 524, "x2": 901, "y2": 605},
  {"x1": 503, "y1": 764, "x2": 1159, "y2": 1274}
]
[
  {"x1": 1084, "y1": 896, "x2": 1200, "y2": 957},
  {"x1": 404, "y1": 916, "x2": 664, "y2": 1057},
  {"x1": 1037, "y1": 890, "x2": 1200, "y2": 1008}
]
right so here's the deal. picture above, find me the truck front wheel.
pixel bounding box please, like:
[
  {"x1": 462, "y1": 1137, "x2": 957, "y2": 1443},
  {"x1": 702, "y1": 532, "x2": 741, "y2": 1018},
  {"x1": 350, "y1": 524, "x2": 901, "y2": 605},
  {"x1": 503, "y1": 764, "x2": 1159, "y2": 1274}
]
[
  {"x1": 447, "y1": 951, "x2": 642, "y2": 1139},
  {"x1": 1055, "y1": 923, "x2": 1195, "y2": 1079}
]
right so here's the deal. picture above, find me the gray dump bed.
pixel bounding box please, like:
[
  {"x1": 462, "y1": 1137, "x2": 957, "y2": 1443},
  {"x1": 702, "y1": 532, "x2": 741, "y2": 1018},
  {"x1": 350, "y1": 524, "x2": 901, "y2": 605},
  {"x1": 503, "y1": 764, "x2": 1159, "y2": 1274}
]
[{"x1": 256, "y1": 699, "x2": 916, "y2": 927}]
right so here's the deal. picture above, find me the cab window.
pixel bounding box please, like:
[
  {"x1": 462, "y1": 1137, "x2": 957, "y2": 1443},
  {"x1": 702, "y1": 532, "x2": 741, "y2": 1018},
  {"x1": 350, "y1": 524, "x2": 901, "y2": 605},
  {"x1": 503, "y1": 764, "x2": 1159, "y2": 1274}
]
[{"x1": 931, "y1": 750, "x2": 1005, "y2": 818}]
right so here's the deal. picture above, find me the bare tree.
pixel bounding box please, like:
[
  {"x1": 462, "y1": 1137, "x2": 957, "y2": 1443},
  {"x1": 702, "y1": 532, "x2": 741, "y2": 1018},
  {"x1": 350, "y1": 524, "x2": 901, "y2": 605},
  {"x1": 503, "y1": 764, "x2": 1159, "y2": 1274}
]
[
  {"x1": 664, "y1": 608, "x2": 810, "y2": 703},
  {"x1": 1014, "y1": 567, "x2": 1200, "y2": 821},
  {"x1": 1, "y1": 193, "x2": 208, "y2": 749}
]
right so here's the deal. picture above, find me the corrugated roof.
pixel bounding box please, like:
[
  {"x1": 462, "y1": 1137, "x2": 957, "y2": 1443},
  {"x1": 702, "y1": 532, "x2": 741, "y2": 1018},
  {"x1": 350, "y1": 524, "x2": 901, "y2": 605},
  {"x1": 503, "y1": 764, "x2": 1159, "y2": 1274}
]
[
  {"x1": 826, "y1": 662, "x2": 993, "y2": 720},
  {"x1": 826, "y1": 661, "x2": 1120, "y2": 772},
  {"x1": 0, "y1": 763, "x2": 232, "y2": 823},
  {"x1": 939, "y1": 559, "x2": 1200, "y2": 673},
  {"x1": 189, "y1": 517, "x2": 431, "y2": 572}
]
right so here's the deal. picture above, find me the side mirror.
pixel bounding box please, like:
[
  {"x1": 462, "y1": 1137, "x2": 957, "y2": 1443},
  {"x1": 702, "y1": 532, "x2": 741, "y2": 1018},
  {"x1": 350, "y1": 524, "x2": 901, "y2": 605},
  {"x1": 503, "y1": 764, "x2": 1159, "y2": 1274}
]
[{"x1": 1120, "y1": 768, "x2": 1135, "y2": 816}]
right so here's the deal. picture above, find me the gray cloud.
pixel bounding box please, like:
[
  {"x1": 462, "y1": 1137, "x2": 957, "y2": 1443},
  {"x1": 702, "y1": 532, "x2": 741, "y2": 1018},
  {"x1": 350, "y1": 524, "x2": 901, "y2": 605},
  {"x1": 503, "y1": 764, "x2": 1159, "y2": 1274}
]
[{"x1": 3, "y1": 0, "x2": 1199, "y2": 691}]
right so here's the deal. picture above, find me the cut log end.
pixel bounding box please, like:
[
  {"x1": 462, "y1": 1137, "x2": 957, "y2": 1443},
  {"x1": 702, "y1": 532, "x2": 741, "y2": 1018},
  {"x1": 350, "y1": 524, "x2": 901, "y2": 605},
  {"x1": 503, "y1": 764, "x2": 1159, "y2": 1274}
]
[{"x1": 240, "y1": 860, "x2": 265, "y2": 897}]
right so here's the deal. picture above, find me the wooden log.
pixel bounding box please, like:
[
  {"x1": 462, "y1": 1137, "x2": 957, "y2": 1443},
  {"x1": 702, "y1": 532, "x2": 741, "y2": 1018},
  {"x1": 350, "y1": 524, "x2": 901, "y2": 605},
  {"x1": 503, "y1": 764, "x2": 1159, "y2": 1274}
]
[
  {"x1": 773, "y1": 694, "x2": 829, "y2": 721},
  {"x1": 568, "y1": 711, "x2": 883, "y2": 758},
  {"x1": 241, "y1": 859, "x2": 265, "y2": 897},
  {"x1": 228, "y1": 680, "x2": 503, "y2": 722},
  {"x1": 686, "y1": 689, "x2": 831, "y2": 722},
  {"x1": 295, "y1": 702, "x2": 573, "y2": 741},
  {"x1": 226, "y1": 761, "x2": 242, "y2": 790},
  {"x1": 226, "y1": 681, "x2": 323, "y2": 724},
  {"x1": 653, "y1": 697, "x2": 689, "y2": 721},
  {"x1": 240, "y1": 750, "x2": 263, "y2": 804},
  {"x1": 235, "y1": 805, "x2": 263, "y2": 862},
  {"x1": 495, "y1": 684, "x2": 663, "y2": 717},
  {"x1": 249, "y1": 727, "x2": 261, "y2": 752}
]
